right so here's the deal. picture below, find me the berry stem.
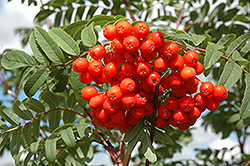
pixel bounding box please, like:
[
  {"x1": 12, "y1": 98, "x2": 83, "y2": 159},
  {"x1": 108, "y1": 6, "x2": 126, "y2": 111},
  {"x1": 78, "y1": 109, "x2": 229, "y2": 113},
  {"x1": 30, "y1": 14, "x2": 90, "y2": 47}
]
[
  {"x1": 196, "y1": 76, "x2": 204, "y2": 83},
  {"x1": 145, "y1": 85, "x2": 159, "y2": 166}
]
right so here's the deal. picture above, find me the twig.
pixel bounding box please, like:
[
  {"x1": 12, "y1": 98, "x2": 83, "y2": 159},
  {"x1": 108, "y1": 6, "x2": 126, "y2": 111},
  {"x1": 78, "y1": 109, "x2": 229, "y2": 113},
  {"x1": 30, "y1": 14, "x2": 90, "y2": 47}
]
[
  {"x1": 176, "y1": 1, "x2": 186, "y2": 30},
  {"x1": 145, "y1": 85, "x2": 159, "y2": 166},
  {"x1": 6, "y1": 108, "x2": 94, "y2": 133},
  {"x1": 122, "y1": 151, "x2": 131, "y2": 166},
  {"x1": 118, "y1": 133, "x2": 125, "y2": 161},
  {"x1": 123, "y1": 0, "x2": 136, "y2": 21},
  {"x1": 47, "y1": 51, "x2": 89, "y2": 68},
  {"x1": 0, "y1": 70, "x2": 18, "y2": 100},
  {"x1": 193, "y1": 47, "x2": 249, "y2": 74}
]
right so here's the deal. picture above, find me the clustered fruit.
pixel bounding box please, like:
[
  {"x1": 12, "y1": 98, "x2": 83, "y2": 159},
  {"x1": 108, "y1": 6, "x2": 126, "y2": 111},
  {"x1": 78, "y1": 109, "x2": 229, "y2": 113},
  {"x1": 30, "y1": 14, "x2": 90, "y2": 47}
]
[{"x1": 72, "y1": 20, "x2": 228, "y2": 132}]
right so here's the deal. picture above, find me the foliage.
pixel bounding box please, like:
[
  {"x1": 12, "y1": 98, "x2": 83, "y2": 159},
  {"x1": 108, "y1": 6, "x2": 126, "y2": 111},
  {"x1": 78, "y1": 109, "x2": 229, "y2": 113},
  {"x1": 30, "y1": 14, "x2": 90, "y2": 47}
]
[{"x1": 0, "y1": 0, "x2": 250, "y2": 165}]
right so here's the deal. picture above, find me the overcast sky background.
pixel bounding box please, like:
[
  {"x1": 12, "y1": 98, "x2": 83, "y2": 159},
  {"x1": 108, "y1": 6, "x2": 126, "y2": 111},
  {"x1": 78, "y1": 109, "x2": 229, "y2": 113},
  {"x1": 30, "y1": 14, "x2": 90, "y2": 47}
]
[{"x1": 0, "y1": 0, "x2": 249, "y2": 166}]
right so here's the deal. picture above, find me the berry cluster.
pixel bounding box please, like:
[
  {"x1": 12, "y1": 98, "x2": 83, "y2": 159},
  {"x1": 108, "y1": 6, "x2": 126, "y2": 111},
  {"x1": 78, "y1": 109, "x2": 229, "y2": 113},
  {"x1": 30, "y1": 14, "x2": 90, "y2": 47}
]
[{"x1": 72, "y1": 21, "x2": 228, "y2": 132}]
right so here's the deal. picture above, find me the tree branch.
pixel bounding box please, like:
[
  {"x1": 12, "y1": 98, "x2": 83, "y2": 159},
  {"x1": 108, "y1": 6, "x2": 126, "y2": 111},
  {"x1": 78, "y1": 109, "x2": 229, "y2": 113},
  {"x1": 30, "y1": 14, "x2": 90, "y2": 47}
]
[
  {"x1": 176, "y1": 1, "x2": 186, "y2": 30},
  {"x1": 6, "y1": 108, "x2": 94, "y2": 133},
  {"x1": 145, "y1": 85, "x2": 159, "y2": 166},
  {"x1": 123, "y1": 0, "x2": 136, "y2": 21}
]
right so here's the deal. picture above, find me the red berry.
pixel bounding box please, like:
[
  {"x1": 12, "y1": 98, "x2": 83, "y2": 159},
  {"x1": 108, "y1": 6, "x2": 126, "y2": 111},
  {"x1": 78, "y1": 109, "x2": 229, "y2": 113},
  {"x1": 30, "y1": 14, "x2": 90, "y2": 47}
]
[
  {"x1": 148, "y1": 31, "x2": 165, "y2": 48},
  {"x1": 200, "y1": 81, "x2": 214, "y2": 96},
  {"x1": 158, "y1": 105, "x2": 172, "y2": 119},
  {"x1": 173, "y1": 109, "x2": 188, "y2": 124},
  {"x1": 146, "y1": 71, "x2": 161, "y2": 87},
  {"x1": 212, "y1": 85, "x2": 228, "y2": 101},
  {"x1": 180, "y1": 66, "x2": 196, "y2": 82},
  {"x1": 165, "y1": 96, "x2": 179, "y2": 110},
  {"x1": 140, "y1": 38, "x2": 155, "y2": 54},
  {"x1": 183, "y1": 50, "x2": 198, "y2": 66},
  {"x1": 130, "y1": 107, "x2": 146, "y2": 119},
  {"x1": 103, "y1": 24, "x2": 118, "y2": 41},
  {"x1": 152, "y1": 56, "x2": 168, "y2": 73},
  {"x1": 90, "y1": 44, "x2": 106, "y2": 60},
  {"x1": 123, "y1": 36, "x2": 140, "y2": 52},
  {"x1": 133, "y1": 22, "x2": 150, "y2": 39},
  {"x1": 107, "y1": 86, "x2": 123, "y2": 102},
  {"x1": 116, "y1": 20, "x2": 133, "y2": 38},
  {"x1": 179, "y1": 95, "x2": 195, "y2": 112},
  {"x1": 120, "y1": 78, "x2": 136, "y2": 94},
  {"x1": 72, "y1": 58, "x2": 89, "y2": 73},
  {"x1": 81, "y1": 86, "x2": 98, "y2": 101},
  {"x1": 163, "y1": 42, "x2": 179, "y2": 59}
]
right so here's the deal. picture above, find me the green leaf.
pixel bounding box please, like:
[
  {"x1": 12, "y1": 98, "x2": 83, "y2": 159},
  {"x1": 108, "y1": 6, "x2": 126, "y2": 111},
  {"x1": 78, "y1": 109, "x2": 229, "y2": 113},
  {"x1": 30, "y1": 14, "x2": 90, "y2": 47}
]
[
  {"x1": 70, "y1": 69, "x2": 87, "y2": 108},
  {"x1": 24, "y1": 152, "x2": 33, "y2": 166},
  {"x1": 10, "y1": 128, "x2": 22, "y2": 156},
  {"x1": 30, "y1": 141, "x2": 40, "y2": 154},
  {"x1": 218, "y1": 59, "x2": 242, "y2": 90},
  {"x1": 81, "y1": 22, "x2": 97, "y2": 47},
  {"x1": 13, "y1": 100, "x2": 33, "y2": 120},
  {"x1": 32, "y1": 117, "x2": 41, "y2": 138},
  {"x1": 60, "y1": 127, "x2": 76, "y2": 147},
  {"x1": 18, "y1": 66, "x2": 35, "y2": 89},
  {"x1": 24, "y1": 68, "x2": 50, "y2": 97},
  {"x1": 54, "y1": 11, "x2": 62, "y2": 27},
  {"x1": 240, "y1": 40, "x2": 250, "y2": 56},
  {"x1": 52, "y1": 123, "x2": 74, "y2": 134},
  {"x1": 49, "y1": 110, "x2": 61, "y2": 132},
  {"x1": 229, "y1": 114, "x2": 240, "y2": 123},
  {"x1": 232, "y1": 50, "x2": 249, "y2": 64},
  {"x1": 225, "y1": 33, "x2": 250, "y2": 57},
  {"x1": 62, "y1": 20, "x2": 88, "y2": 36},
  {"x1": 154, "y1": 128, "x2": 174, "y2": 145},
  {"x1": 1, "y1": 50, "x2": 36, "y2": 70},
  {"x1": 34, "y1": 26, "x2": 65, "y2": 64},
  {"x1": 22, "y1": 98, "x2": 45, "y2": 113},
  {"x1": 34, "y1": 9, "x2": 54, "y2": 25},
  {"x1": 74, "y1": 7, "x2": 85, "y2": 21},
  {"x1": 86, "y1": 15, "x2": 115, "y2": 26},
  {"x1": 51, "y1": 68, "x2": 68, "y2": 93},
  {"x1": 63, "y1": 8, "x2": 73, "y2": 25},
  {"x1": 75, "y1": 120, "x2": 88, "y2": 139},
  {"x1": 29, "y1": 32, "x2": 50, "y2": 66},
  {"x1": 217, "y1": 33, "x2": 236, "y2": 47},
  {"x1": 22, "y1": 123, "x2": 32, "y2": 148},
  {"x1": 190, "y1": 34, "x2": 207, "y2": 46},
  {"x1": 240, "y1": 74, "x2": 250, "y2": 119},
  {"x1": 48, "y1": 28, "x2": 80, "y2": 55},
  {"x1": 124, "y1": 119, "x2": 144, "y2": 142},
  {"x1": 45, "y1": 138, "x2": 57, "y2": 163},
  {"x1": 0, "y1": 119, "x2": 8, "y2": 130},
  {"x1": 199, "y1": 0, "x2": 209, "y2": 20},
  {"x1": 40, "y1": 91, "x2": 59, "y2": 109},
  {"x1": 204, "y1": 43, "x2": 223, "y2": 69},
  {"x1": 142, "y1": 132, "x2": 157, "y2": 163},
  {"x1": 0, "y1": 105, "x2": 20, "y2": 126},
  {"x1": 67, "y1": 95, "x2": 77, "y2": 109},
  {"x1": 63, "y1": 111, "x2": 75, "y2": 124},
  {"x1": 127, "y1": 129, "x2": 143, "y2": 155},
  {"x1": 0, "y1": 133, "x2": 9, "y2": 152}
]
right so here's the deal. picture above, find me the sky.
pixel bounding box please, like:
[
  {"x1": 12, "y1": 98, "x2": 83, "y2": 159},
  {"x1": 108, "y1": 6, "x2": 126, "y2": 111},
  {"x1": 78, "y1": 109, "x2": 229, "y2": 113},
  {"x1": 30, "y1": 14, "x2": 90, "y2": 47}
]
[{"x1": 0, "y1": 0, "x2": 249, "y2": 166}]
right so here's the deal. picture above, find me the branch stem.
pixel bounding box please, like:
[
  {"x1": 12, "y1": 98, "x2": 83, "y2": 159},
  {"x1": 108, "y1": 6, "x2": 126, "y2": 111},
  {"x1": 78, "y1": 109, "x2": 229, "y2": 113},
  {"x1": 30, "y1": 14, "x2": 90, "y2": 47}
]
[{"x1": 145, "y1": 85, "x2": 159, "y2": 166}]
